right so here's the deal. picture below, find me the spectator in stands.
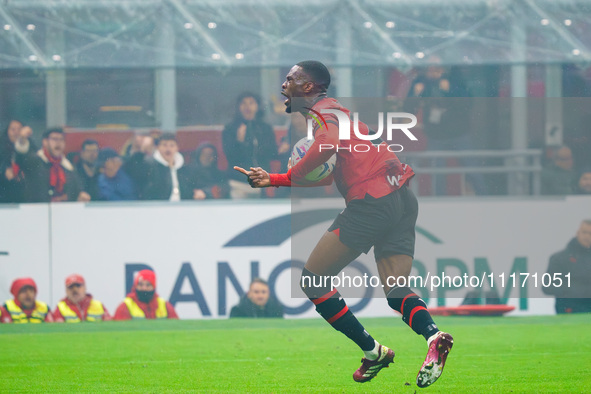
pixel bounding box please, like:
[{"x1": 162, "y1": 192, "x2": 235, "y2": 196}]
[
  {"x1": 141, "y1": 133, "x2": 198, "y2": 201},
  {"x1": 229, "y1": 278, "x2": 284, "y2": 318},
  {"x1": 97, "y1": 148, "x2": 138, "y2": 201},
  {"x1": 0, "y1": 277, "x2": 53, "y2": 323},
  {"x1": 541, "y1": 145, "x2": 577, "y2": 195},
  {"x1": 76, "y1": 139, "x2": 101, "y2": 201},
  {"x1": 122, "y1": 134, "x2": 156, "y2": 195},
  {"x1": 120, "y1": 131, "x2": 158, "y2": 159},
  {"x1": 543, "y1": 220, "x2": 591, "y2": 314},
  {"x1": 223, "y1": 92, "x2": 278, "y2": 199},
  {"x1": 574, "y1": 168, "x2": 591, "y2": 195},
  {"x1": 52, "y1": 274, "x2": 111, "y2": 322},
  {"x1": 0, "y1": 120, "x2": 33, "y2": 203},
  {"x1": 14, "y1": 127, "x2": 90, "y2": 202},
  {"x1": 114, "y1": 269, "x2": 178, "y2": 320},
  {"x1": 405, "y1": 63, "x2": 487, "y2": 195},
  {"x1": 190, "y1": 142, "x2": 229, "y2": 199}
]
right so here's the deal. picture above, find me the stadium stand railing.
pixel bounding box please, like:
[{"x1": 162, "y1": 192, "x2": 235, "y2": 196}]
[{"x1": 399, "y1": 149, "x2": 542, "y2": 196}]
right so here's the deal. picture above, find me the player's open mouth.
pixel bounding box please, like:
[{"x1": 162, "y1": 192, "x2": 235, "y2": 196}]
[{"x1": 281, "y1": 91, "x2": 290, "y2": 106}]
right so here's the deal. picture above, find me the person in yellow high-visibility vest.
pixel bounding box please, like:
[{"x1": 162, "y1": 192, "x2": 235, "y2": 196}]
[
  {"x1": 52, "y1": 274, "x2": 111, "y2": 323},
  {"x1": 113, "y1": 269, "x2": 178, "y2": 320},
  {"x1": 1, "y1": 277, "x2": 53, "y2": 323}
]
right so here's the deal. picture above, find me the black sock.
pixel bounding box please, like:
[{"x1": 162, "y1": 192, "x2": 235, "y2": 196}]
[
  {"x1": 312, "y1": 290, "x2": 375, "y2": 351},
  {"x1": 301, "y1": 268, "x2": 375, "y2": 351},
  {"x1": 387, "y1": 286, "x2": 439, "y2": 340}
]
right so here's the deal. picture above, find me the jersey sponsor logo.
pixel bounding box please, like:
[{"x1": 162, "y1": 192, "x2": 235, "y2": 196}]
[{"x1": 387, "y1": 174, "x2": 403, "y2": 186}]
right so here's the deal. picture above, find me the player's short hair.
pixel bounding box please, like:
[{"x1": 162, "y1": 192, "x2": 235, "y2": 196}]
[
  {"x1": 157, "y1": 132, "x2": 177, "y2": 145},
  {"x1": 296, "y1": 60, "x2": 331, "y2": 92},
  {"x1": 81, "y1": 139, "x2": 99, "y2": 150}
]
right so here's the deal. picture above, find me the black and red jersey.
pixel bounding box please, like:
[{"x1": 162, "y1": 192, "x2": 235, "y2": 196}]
[{"x1": 270, "y1": 97, "x2": 414, "y2": 202}]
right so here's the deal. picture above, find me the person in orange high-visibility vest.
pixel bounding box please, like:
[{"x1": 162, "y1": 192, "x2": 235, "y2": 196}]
[
  {"x1": 113, "y1": 269, "x2": 178, "y2": 320},
  {"x1": 52, "y1": 274, "x2": 111, "y2": 323},
  {"x1": 0, "y1": 277, "x2": 53, "y2": 323}
]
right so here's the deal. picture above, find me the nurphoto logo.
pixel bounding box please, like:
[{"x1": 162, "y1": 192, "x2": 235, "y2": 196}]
[{"x1": 305, "y1": 108, "x2": 418, "y2": 153}]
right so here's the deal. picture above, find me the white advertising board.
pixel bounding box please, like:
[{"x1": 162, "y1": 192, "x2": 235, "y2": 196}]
[{"x1": 1, "y1": 196, "x2": 589, "y2": 319}]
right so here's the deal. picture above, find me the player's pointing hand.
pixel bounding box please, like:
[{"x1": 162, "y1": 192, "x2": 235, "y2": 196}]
[{"x1": 233, "y1": 166, "x2": 271, "y2": 188}]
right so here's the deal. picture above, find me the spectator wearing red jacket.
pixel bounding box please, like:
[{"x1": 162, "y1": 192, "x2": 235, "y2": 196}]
[
  {"x1": 114, "y1": 269, "x2": 178, "y2": 320},
  {"x1": 0, "y1": 277, "x2": 53, "y2": 323},
  {"x1": 52, "y1": 274, "x2": 111, "y2": 322}
]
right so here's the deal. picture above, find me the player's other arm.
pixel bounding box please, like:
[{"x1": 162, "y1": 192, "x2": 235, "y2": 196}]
[{"x1": 234, "y1": 162, "x2": 333, "y2": 188}]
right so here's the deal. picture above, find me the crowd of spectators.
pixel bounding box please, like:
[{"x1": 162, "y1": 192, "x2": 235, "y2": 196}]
[
  {"x1": 0, "y1": 92, "x2": 282, "y2": 203},
  {"x1": 2, "y1": 84, "x2": 591, "y2": 201}
]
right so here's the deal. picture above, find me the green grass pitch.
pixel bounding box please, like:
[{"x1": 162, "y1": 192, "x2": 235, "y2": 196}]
[{"x1": 1, "y1": 314, "x2": 590, "y2": 392}]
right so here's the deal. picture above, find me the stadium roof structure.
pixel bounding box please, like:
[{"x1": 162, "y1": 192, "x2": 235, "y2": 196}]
[{"x1": 0, "y1": 0, "x2": 590, "y2": 69}]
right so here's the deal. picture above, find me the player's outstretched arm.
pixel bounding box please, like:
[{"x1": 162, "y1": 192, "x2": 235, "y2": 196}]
[{"x1": 233, "y1": 166, "x2": 272, "y2": 188}]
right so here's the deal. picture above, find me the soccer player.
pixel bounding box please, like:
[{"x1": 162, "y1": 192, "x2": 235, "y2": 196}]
[{"x1": 234, "y1": 60, "x2": 453, "y2": 387}]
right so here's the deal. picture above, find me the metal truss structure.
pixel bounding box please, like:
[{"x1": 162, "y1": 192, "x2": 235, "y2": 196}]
[{"x1": 0, "y1": 0, "x2": 590, "y2": 69}]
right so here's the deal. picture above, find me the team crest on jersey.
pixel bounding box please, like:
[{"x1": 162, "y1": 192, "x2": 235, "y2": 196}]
[{"x1": 305, "y1": 107, "x2": 328, "y2": 132}]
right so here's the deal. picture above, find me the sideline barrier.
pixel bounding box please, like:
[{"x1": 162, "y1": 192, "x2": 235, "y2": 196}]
[{"x1": 1, "y1": 196, "x2": 589, "y2": 319}]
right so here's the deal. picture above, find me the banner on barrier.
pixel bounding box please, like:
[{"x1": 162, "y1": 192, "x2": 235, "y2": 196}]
[{"x1": 1, "y1": 197, "x2": 589, "y2": 318}]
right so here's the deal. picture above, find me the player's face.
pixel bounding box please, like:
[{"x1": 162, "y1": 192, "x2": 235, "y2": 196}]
[
  {"x1": 239, "y1": 97, "x2": 258, "y2": 121},
  {"x1": 576, "y1": 222, "x2": 591, "y2": 249},
  {"x1": 247, "y1": 282, "x2": 270, "y2": 307},
  {"x1": 17, "y1": 286, "x2": 36, "y2": 310},
  {"x1": 43, "y1": 132, "x2": 65, "y2": 158},
  {"x1": 281, "y1": 65, "x2": 309, "y2": 113},
  {"x1": 66, "y1": 283, "x2": 86, "y2": 304},
  {"x1": 578, "y1": 173, "x2": 591, "y2": 193},
  {"x1": 158, "y1": 140, "x2": 178, "y2": 164},
  {"x1": 7, "y1": 120, "x2": 22, "y2": 143}
]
